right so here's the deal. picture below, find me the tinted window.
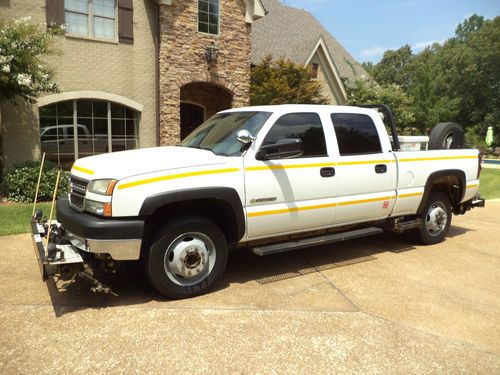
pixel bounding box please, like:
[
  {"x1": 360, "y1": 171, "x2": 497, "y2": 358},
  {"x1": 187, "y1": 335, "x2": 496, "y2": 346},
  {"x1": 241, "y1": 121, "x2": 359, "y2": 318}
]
[
  {"x1": 262, "y1": 113, "x2": 327, "y2": 158},
  {"x1": 331, "y1": 113, "x2": 382, "y2": 156}
]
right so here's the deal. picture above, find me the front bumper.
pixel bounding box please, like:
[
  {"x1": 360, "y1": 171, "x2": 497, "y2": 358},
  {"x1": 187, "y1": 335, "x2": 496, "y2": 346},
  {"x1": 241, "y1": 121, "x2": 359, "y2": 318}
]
[
  {"x1": 32, "y1": 198, "x2": 145, "y2": 282},
  {"x1": 56, "y1": 197, "x2": 143, "y2": 260}
]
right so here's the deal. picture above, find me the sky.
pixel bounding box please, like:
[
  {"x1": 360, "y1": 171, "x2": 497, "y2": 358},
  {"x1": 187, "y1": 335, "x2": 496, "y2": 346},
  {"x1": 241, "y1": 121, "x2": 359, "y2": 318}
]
[{"x1": 284, "y1": 0, "x2": 499, "y2": 63}]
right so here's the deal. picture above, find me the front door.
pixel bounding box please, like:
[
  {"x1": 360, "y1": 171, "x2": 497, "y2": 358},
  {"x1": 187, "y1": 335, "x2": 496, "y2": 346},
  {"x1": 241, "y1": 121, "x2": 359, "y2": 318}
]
[
  {"x1": 180, "y1": 102, "x2": 205, "y2": 140},
  {"x1": 244, "y1": 112, "x2": 337, "y2": 239}
]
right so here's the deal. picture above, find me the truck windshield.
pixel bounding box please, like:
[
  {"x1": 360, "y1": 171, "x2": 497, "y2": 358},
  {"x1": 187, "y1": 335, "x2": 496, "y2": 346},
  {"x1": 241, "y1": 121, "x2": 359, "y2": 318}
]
[{"x1": 179, "y1": 111, "x2": 272, "y2": 156}]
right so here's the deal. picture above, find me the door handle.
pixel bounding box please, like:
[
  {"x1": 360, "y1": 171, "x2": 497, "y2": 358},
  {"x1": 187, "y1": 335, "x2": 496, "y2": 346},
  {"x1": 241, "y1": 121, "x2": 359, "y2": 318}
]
[
  {"x1": 375, "y1": 164, "x2": 387, "y2": 173},
  {"x1": 320, "y1": 167, "x2": 335, "y2": 177}
]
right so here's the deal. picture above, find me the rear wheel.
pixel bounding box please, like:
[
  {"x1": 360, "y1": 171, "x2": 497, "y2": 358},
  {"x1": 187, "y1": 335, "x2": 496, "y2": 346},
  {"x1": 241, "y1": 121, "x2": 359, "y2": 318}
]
[
  {"x1": 412, "y1": 192, "x2": 452, "y2": 245},
  {"x1": 144, "y1": 216, "x2": 228, "y2": 299}
]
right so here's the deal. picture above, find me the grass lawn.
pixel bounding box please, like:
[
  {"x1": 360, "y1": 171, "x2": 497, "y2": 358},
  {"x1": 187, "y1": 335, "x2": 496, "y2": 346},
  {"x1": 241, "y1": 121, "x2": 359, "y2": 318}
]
[
  {"x1": 0, "y1": 169, "x2": 498, "y2": 237},
  {"x1": 479, "y1": 168, "x2": 500, "y2": 199},
  {"x1": 0, "y1": 202, "x2": 53, "y2": 237}
]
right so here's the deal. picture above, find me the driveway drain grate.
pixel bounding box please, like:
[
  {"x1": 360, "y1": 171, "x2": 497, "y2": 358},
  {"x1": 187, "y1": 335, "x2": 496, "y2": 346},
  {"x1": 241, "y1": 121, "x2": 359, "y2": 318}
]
[{"x1": 255, "y1": 255, "x2": 376, "y2": 285}]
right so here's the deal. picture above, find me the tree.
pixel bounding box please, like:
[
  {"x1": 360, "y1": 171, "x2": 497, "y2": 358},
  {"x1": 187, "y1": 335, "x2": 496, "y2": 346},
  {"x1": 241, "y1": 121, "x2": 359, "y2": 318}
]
[
  {"x1": 370, "y1": 45, "x2": 413, "y2": 89},
  {"x1": 363, "y1": 14, "x2": 499, "y2": 143},
  {"x1": 344, "y1": 78, "x2": 416, "y2": 131},
  {"x1": 0, "y1": 17, "x2": 64, "y2": 103},
  {"x1": 0, "y1": 17, "x2": 64, "y2": 176},
  {"x1": 250, "y1": 56, "x2": 328, "y2": 105}
]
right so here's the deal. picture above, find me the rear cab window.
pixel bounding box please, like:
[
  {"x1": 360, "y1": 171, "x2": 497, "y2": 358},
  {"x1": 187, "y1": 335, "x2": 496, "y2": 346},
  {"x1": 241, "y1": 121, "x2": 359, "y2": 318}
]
[{"x1": 331, "y1": 113, "x2": 382, "y2": 156}]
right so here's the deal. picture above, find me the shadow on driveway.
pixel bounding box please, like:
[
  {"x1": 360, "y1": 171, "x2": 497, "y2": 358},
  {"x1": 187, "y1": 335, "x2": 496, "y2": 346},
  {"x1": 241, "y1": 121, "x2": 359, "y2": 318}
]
[{"x1": 46, "y1": 225, "x2": 473, "y2": 317}]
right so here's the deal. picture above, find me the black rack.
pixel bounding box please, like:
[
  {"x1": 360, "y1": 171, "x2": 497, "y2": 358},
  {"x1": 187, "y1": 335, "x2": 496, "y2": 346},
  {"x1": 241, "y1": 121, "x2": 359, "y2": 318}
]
[{"x1": 359, "y1": 104, "x2": 400, "y2": 151}]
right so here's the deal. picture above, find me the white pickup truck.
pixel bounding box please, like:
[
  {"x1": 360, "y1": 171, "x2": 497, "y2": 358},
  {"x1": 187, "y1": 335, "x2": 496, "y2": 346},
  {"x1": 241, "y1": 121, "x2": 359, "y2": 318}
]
[{"x1": 31, "y1": 104, "x2": 484, "y2": 299}]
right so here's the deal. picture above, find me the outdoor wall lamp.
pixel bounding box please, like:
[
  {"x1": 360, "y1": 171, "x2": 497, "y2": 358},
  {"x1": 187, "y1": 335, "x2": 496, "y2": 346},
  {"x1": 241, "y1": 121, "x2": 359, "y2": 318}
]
[{"x1": 205, "y1": 41, "x2": 219, "y2": 65}]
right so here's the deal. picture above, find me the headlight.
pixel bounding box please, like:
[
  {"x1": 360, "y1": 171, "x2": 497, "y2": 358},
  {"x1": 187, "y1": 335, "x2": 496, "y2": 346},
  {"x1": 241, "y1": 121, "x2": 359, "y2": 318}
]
[
  {"x1": 85, "y1": 200, "x2": 112, "y2": 217},
  {"x1": 88, "y1": 179, "x2": 117, "y2": 195}
]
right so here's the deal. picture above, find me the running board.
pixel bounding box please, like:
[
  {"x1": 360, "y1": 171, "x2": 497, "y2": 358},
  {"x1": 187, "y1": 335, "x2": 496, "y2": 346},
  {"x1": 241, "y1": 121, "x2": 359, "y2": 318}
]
[{"x1": 252, "y1": 227, "x2": 383, "y2": 256}]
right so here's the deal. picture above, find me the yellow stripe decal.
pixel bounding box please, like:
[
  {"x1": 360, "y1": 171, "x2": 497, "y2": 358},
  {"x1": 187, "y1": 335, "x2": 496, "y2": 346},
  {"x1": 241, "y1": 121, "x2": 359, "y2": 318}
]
[
  {"x1": 399, "y1": 192, "x2": 423, "y2": 198},
  {"x1": 248, "y1": 192, "x2": 428, "y2": 217},
  {"x1": 117, "y1": 168, "x2": 240, "y2": 190},
  {"x1": 399, "y1": 155, "x2": 477, "y2": 162},
  {"x1": 246, "y1": 162, "x2": 336, "y2": 171},
  {"x1": 72, "y1": 165, "x2": 95, "y2": 175},
  {"x1": 338, "y1": 195, "x2": 395, "y2": 206},
  {"x1": 248, "y1": 202, "x2": 338, "y2": 218},
  {"x1": 466, "y1": 184, "x2": 479, "y2": 188}
]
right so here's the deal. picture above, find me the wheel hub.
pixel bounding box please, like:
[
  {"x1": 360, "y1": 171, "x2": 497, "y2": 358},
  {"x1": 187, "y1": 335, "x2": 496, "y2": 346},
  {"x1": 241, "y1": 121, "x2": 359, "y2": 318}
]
[
  {"x1": 425, "y1": 203, "x2": 447, "y2": 236},
  {"x1": 166, "y1": 236, "x2": 210, "y2": 281}
]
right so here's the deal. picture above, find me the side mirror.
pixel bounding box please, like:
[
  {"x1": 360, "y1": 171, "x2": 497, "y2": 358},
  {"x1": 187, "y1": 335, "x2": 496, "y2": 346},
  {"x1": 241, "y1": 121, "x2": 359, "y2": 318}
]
[
  {"x1": 236, "y1": 130, "x2": 255, "y2": 144},
  {"x1": 256, "y1": 138, "x2": 303, "y2": 160}
]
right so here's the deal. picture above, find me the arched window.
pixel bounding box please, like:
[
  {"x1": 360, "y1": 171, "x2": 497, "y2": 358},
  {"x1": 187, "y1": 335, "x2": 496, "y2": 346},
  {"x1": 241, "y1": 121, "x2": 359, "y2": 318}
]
[{"x1": 39, "y1": 99, "x2": 139, "y2": 169}]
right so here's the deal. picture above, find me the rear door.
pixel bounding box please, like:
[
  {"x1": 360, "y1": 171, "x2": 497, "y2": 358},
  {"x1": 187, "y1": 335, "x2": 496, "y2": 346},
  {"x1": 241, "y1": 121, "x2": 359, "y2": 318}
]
[
  {"x1": 244, "y1": 112, "x2": 337, "y2": 239},
  {"x1": 329, "y1": 112, "x2": 397, "y2": 224}
]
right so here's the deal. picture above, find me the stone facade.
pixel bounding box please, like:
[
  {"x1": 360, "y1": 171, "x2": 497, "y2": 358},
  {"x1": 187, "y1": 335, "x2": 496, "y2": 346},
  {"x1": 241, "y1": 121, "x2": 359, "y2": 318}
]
[
  {"x1": 0, "y1": 0, "x2": 256, "y2": 169},
  {"x1": 158, "y1": 0, "x2": 251, "y2": 145},
  {"x1": 0, "y1": 0, "x2": 157, "y2": 168}
]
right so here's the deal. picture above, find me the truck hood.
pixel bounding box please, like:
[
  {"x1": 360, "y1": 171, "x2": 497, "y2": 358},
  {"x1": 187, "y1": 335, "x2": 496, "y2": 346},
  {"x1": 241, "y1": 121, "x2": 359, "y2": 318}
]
[{"x1": 71, "y1": 146, "x2": 227, "y2": 180}]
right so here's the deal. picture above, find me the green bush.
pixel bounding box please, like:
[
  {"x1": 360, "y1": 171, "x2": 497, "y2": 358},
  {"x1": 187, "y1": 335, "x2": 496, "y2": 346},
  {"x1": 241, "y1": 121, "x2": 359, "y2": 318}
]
[
  {"x1": 465, "y1": 125, "x2": 489, "y2": 153},
  {"x1": 1, "y1": 160, "x2": 69, "y2": 203}
]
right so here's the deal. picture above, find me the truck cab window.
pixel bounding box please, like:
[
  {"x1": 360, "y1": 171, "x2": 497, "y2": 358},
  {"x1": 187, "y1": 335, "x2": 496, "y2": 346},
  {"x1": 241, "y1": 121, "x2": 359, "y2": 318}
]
[
  {"x1": 331, "y1": 113, "x2": 382, "y2": 156},
  {"x1": 263, "y1": 113, "x2": 327, "y2": 158}
]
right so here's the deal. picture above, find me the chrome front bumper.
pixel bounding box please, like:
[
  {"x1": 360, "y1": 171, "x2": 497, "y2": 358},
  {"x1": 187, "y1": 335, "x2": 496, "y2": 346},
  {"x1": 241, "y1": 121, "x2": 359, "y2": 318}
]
[{"x1": 65, "y1": 230, "x2": 141, "y2": 261}]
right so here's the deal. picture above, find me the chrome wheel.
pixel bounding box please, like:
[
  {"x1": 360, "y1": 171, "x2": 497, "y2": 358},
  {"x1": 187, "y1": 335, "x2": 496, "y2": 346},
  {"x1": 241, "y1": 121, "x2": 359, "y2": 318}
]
[
  {"x1": 443, "y1": 132, "x2": 454, "y2": 149},
  {"x1": 163, "y1": 232, "x2": 216, "y2": 287},
  {"x1": 425, "y1": 201, "x2": 448, "y2": 237}
]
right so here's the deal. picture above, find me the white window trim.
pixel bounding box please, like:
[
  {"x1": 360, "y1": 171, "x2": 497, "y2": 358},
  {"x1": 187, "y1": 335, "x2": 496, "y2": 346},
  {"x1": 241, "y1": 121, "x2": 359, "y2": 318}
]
[
  {"x1": 39, "y1": 98, "x2": 141, "y2": 163},
  {"x1": 64, "y1": 0, "x2": 119, "y2": 43},
  {"x1": 197, "y1": 0, "x2": 221, "y2": 36}
]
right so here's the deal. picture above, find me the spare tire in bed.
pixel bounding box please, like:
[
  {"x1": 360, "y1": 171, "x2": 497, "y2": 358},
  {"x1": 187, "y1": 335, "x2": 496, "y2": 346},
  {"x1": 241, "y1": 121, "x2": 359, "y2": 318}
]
[{"x1": 428, "y1": 122, "x2": 465, "y2": 150}]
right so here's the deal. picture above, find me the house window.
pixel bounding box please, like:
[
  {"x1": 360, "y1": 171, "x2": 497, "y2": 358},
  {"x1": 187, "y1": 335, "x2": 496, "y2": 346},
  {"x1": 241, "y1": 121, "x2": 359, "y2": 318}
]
[
  {"x1": 311, "y1": 63, "x2": 319, "y2": 78},
  {"x1": 65, "y1": 0, "x2": 116, "y2": 39},
  {"x1": 198, "y1": 0, "x2": 220, "y2": 35},
  {"x1": 39, "y1": 99, "x2": 139, "y2": 169}
]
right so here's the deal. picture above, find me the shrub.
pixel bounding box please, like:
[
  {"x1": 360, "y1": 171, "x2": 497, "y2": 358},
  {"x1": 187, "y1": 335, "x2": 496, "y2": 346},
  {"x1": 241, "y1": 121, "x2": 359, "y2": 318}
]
[
  {"x1": 1, "y1": 160, "x2": 69, "y2": 203},
  {"x1": 465, "y1": 125, "x2": 489, "y2": 154}
]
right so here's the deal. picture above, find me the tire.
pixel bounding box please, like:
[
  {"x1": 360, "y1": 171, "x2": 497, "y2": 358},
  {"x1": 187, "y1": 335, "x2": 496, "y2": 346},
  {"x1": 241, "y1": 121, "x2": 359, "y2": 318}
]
[
  {"x1": 412, "y1": 192, "x2": 452, "y2": 245},
  {"x1": 428, "y1": 122, "x2": 465, "y2": 150},
  {"x1": 144, "y1": 216, "x2": 228, "y2": 299}
]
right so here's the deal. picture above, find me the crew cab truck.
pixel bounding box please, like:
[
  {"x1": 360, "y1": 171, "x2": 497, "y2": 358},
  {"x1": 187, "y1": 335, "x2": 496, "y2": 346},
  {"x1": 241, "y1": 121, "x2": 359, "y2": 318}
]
[{"x1": 31, "y1": 105, "x2": 484, "y2": 299}]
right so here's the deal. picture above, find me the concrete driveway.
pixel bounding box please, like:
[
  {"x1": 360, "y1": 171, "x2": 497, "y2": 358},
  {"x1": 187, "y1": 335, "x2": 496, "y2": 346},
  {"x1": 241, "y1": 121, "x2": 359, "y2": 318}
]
[{"x1": 0, "y1": 202, "x2": 499, "y2": 374}]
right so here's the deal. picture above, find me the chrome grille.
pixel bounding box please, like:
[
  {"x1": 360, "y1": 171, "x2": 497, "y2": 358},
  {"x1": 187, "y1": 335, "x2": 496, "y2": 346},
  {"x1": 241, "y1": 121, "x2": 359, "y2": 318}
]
[
  {"x1": 69, "y1": 175, "x2": 88, "y2": 211},
  {"x1": 70, "y1": 176, "x2": 89, "y2": 194}
]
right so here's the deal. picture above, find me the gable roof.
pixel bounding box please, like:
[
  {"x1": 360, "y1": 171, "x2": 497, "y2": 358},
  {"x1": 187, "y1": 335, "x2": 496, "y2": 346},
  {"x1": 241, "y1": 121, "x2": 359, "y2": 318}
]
[{"x1": 251, "y1": 0, "x2": 367, "y2": 83}]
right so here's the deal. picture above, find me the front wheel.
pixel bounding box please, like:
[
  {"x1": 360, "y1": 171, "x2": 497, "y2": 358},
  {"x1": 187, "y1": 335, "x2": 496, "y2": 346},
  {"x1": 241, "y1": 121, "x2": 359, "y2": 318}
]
[
  {"x1": 145, "y1": 216, "x2": 228, "y2": 299},
  {"x1": 412, "y1": 192, "x2": 452, "y2": 245}
]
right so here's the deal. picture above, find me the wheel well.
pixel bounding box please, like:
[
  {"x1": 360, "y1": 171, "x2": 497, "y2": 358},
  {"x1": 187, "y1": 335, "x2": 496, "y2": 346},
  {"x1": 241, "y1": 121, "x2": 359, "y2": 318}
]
[
  {"x1": 141, "y1": 199, "x2": 240, "y2": 254},
  {"x1": 417, "y1": 171, "x2": 465, "y2": 214}
]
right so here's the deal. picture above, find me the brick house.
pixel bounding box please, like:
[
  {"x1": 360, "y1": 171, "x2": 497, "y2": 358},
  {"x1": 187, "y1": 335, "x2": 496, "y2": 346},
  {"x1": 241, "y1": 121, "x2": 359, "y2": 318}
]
[
  {"x1": 252, "y1": 0, "x2": 367, "y2": 105},
  {"x1": 0, "y1": 0, "x2": 265, "y2": 169}
]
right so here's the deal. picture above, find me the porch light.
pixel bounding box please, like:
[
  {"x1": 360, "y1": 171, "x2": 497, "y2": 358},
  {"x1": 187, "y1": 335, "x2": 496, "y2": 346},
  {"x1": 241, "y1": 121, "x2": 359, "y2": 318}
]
[{"x1": 205, "y1": 41, "x2": 219, "y2": 65}]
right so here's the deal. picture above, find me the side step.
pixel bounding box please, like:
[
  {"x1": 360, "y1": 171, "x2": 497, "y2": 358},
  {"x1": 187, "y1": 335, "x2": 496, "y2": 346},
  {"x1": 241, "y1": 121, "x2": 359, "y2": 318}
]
[{"x1": 252, "y1": 227, "x2": 383, "y2": 256}]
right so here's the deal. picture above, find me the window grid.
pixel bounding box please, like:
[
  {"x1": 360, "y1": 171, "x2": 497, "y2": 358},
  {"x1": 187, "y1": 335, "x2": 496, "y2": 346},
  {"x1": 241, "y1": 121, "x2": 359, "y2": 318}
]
[
  {"x1": 198, "y1": 0, "x2": 220, "y2": 35},
  {"x1": 65, "y1": 0, "x2": 116, "y2": 40},
  {"x1": 39, "y1": 99, "x2": 138, "y2": 169}
]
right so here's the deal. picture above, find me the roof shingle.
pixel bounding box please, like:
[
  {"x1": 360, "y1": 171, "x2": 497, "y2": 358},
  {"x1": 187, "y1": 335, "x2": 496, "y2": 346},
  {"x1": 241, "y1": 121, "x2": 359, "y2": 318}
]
[{"x1": 251, "y1": 0, "x2": 367, "y2": 83}]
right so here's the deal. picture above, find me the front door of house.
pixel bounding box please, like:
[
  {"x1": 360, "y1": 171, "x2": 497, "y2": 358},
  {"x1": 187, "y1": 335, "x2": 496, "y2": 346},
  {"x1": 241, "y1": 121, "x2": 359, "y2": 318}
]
[{"x1": 180, "y1": 102, "x2": 205, "y2": 140}]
